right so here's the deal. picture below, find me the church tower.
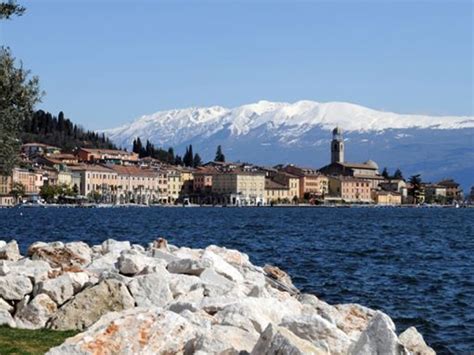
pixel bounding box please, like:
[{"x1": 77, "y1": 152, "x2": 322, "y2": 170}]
[{"x1": 331, "y1": 126, "x2": 344, "y2": 164}]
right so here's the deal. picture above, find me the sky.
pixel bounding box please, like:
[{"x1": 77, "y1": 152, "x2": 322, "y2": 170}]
[{"x1": 1, "y1": 0, "x2": 472, "y2": 130}]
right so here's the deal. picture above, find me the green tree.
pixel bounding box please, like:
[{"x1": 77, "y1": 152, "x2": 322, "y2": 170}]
[
  {"x1": 0, "y1": 1, "x2": 25, "y2": 19},
  {"x1": 215, "y1": 145, "x2": 225, "y2": 162},
  {"x1": 393, "y1": 168, "x2": 404, "y2": 180},
  {"x1": 10, "y1": 181, "x2": 25, "y2": 202},
  {"x1": 409, "y1": 174, "x2": 424, "y2": 204},
  {"x1": 193, "y1": 153, "x2": 202, "y2": 167}
]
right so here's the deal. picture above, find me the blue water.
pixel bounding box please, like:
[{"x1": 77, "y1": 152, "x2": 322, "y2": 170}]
[{"x1": 0, "y1": 207, "x2": 473, "y2": 354}]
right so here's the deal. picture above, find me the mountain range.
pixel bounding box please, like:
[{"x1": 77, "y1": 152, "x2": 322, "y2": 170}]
[{"x1": 103, "y1": 100, "x2": 474, "y2": 190}]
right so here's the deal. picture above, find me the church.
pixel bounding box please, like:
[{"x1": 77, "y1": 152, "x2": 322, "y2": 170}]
[{"x1": 319, "y1": 127, "x2": 384, "y2": 189}]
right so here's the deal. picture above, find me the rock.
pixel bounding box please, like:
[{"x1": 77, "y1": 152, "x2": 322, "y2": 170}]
[
  {"x1": 167, "y1": 258, "x2": 210, "y2": 276},
  {"x1": 36, "y1": 274, "x2": 75, "y2": 305},
  {"x1": 251, "y1": 323, "x2": 325, "y2": 355},
  {"x1": 281, "y1": 313, "x2": 353, "y2": 354},
  {"x1": 0, "y1": 274, "x2": 33, "y2": 301},
  {"x1": 350, "y1": 311, "x2": 407, "y2": 355},
  {"x1": 8, "y1": 259, "x2": 51, "y2": 284},
  {"x1": 66, "y1": 271, "x2": 90, "y2": 293},
  {"x1": 151, "y1": 237, "x2": 169, "y2": 251},
  {"x1": 14, "y1": 294, "x2": 57, "y2": 329},
  {"x1": 0, "y1": 297, "x2": 13, "y2": 312},
  {"x1": 399, "y1": 327, "x2": 436, "y2": 355},
  {"x1": 298, "y1": 294, "x2": 341, "y2": 325},
  {"x1": 0, "y1": 260, "x2": 10, "y2": 276},
  {"x1": 48, "y1": 279, "x2": 135, "y2": 330},
  {"x1": 199, "y1": 268, "x2": 235, "y2": 290},
  {"x1": 205, "y1": 245, "x2": 251, "y2": 267},
  {"x1": 86, "y1": 252, "x2": 120, "y2": 275},
  {"x1": 131, "y1": 244, "x2": 145, "y2": 253},
  {"x1": 335, "y1": 303, "x2": 377, "y2": 340},
  {"x1": 28, "y1": 241, "x2": 91, "y2": 269},
  {"x1": 201, "y1": 250, "x2": 244, "y2": 282},
  {"x1": 173, "y1": 246, "x2": 203, "y2": 260},
  {"x1": 0, "y1": 240, "x2": 21, "y2": 261},
  {"x1": 148, "y1": 248, "x2": 179, "y2": 263},
  {"x1": 168, "y1": 274, "x2": 202, "y2": 298},
  {"x1": 0, "y1": 241, "x2": 5, "y2": 248},
  {"x1": 264, "y1": 264, "x2": 298, "y2": 294},
  {"x1": 0, "y1": 309, "x2": 16, "y2": 327},
  {"x1": 101, "y1": 239, "x2": 130, "y2": 255},
  {"x1": 196, "y1": 324, "x2": 260, "y2": 354},
  {"x1": 128, "y1": 273, "x2": 173, "y2": 307},
  {"x1": 168, "y1": 301, "x2": 199, "y2": 314},
  {"x1": 46, "y1": 307, "x2": 198, "y2": 355},
  {"x1": 116, "y1": 249, "x2": 147, "y2": 275}
]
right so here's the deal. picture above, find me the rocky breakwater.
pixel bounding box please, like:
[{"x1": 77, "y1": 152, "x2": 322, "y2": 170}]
[{"x1": 0, "y1": 238, "x2": 435, "y2": 355}]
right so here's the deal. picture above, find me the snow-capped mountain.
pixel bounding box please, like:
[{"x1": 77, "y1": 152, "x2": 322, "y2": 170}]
[{"x1": 103, "y1": 100, "x2": 474, "y2": 190}]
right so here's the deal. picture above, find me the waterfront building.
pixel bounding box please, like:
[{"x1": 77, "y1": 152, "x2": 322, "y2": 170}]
[
  {"x1": 11, "y1": 168, "x2": 44, "y2": 201},
  {"x1": 108, "y1": 165, "x2": 164, "y2": 205},
  {"x1": 271, "y1": 171, "x2": 300, "y2": 201},
  {"x1": 166, "y1": 169, "x2": 182, "y2": 204},
  {"x1": 282, "y1": 165, "x2": 328, "y2": 200},
  {"x1": 372, "y1": 190, "x2": 402, "y2": 205},
  {"x1": 21, "y1": 143, "x2": 61, "y2": 158},
  {"x1": 328, "y1": 176, "x2": 372, "y2": 203},
  {"x1": 437, "y1": 179, "x2": 463, "y2": 202},
  {"x1": 0, "y1": 175, "x2": 13, "y2": 206},
  {"x1": 212, "y1": 170, "x2": 265, "y2": 206},
  {"x1": 424, "y1": 184, "x2": 448, "y2": 204},
  {"x1": 265, "y1": 178, "x2": 290, "y2": 204},
  {"x1": 193, "y1": 166, "x2": 216, "y2": 194},
  {"x1": 69, "y1": 165, "x2": 118, "y2": 203},
  {"x1": 77, "y1": 148, "x2": 139, "y2": 165}
]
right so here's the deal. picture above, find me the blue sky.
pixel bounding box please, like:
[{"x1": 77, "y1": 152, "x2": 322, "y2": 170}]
[{"x1": 1, "y1": 0, "x2": 472, "y2": 130}]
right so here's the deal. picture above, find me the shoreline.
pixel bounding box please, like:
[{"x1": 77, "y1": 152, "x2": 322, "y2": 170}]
[{"x1": 0, "y1": 238, "x2": 436, "y2": 354}]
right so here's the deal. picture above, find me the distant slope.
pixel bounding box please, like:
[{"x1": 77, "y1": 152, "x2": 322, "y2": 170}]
[
  {"x1": 22, "y1": 110, "x2": 117, "y2": 152},
  {"x1": 103, "y1": 100, "x2": 474, "y2": 190}
]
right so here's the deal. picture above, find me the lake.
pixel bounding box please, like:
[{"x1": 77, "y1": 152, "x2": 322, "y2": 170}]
[{"x1": 0, "y1": 206, "x2": 472, "y2": 354}]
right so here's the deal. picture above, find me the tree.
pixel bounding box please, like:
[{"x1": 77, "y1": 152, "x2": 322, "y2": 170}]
[
  {"x1": 183, "y1": 145, "x2": 194, "y2": 167},
  {"x1": 381, "y1": 167, "x2": 389, "y2": 179},
  {"x1": 0, "y1": 1, "x2": 25, "y2": 20},
  {"x1": 393, "y1": 168, "x2": 404, "y2": 180},
  {"x1": 215, "y1": 145, "x2": 225, "y2": 162},
  {"x1": 409, "y1": 174, "x2": 424, "y2": 204},
  {"x1": 193, "y1": 153, "x2": 202, "y2": 167},
  {"x1": 0, "y1": 47, "x2": 42, "y2": 175},
  {"x1": 10, "y1": 181, "x2": 25, "y2": 203},
  {"x1": 174, "y1": 155, "x2": 183, "y2": 166},
  {"x1": 167, "y1": 147, "x2": 175, "y2": 164}
]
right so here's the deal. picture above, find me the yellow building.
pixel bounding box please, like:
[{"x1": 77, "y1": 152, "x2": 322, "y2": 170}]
[
  {"x1": 265, "y1": 179, "x2": 290, "y2": 204},
  {"x1": 372, "y1": 190, "x2": 402, "y2": 205},
  {"x1": 212, "y1": 171, "x2": 265, "y2": 205},
  {"x1": 166, "y1": 169, "x2": 182, "y2": 204}
]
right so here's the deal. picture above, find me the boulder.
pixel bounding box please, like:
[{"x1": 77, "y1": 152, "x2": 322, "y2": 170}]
[
  {"x1": 281, "y1": 313, "x2": 353, "y2": 354},
  {"x1": 168, "y1": 274, "x2": 202, "y2": 299},
  {"x1": 46, "y1": 307, "x2": 198, "y2": 355},
  {"x1": 251, "y1": 323, "x2": 326, "y2": 355},
  {"x1": 116, "y1": 249, "x2": 147, "y2": 275},
  {"x1": 0, "y1": 260, "x2": 10, "y2": 276},
  {"x1": 0, "y1": 309, "x2": 16, "y2": 327},
  {"x1": 201, "y1": 250, "x2": 244, "y2": 282},
  {"x1": 298, "y1": 293, "x2": 341, "y2": 325},
  {"x1": 350, "y1": 311, "x2": 407, "y2": 355},
  {"x1": 0, "y1": 274, "x2": 33, "y2": 301},
  {"x1": 128, "y1": 273, "x2": 173, "y2": 307},
  {"x1": 172, "y1": 246, "x2": 203, "y2": 260},
  {"x1": 196, "y1": 324, "x2": 260, "y2": 354},
  {"x1": 148, "y1": 248, "x2": 179, "y2": 263},
  {"x1": 36, "y1": 274, "x2": 75, "y2": 305},
  {"x1": 167, "y1": 258, "x2": 210, "y2": 276},
  {"x1": 398, "y1": 327, "x2": 436, "y2": 355},
  {"x1": 86, "y1": 252, "x2": 120, "y2": 275},
  {"x1": 14, "y1": 294, "x2": 57, "y2": 329},
  {"x1": 335, "y1": 303, "x2": 376, "y2": 340},
  {"x1": 48, "y1": 279, "x2": 135, "y2": 330},
  {"x1": 205, "y1": 245, "x2": 251, "y2": 267},
  {"x1": 0, "y1": 240, "x2": 21, "y2": 261},
  {"x1": 7, "y1": 259, "x2": 51, "y2": 284},
  {"x1": 0, "y1": 297, "x2": 13, "y2": 312},
  {"x1": 101, "y1": 239, "x2": 130, "y2": 255},
  {"x1": 28, "y1": 241, "x2": 91, "y2": 269},
  {"x1": 263, "y1": 264, "x2": 298, "y2": 294},
  {"x1": 199, "y1": 268, "x2": 235, "y2": 290}
]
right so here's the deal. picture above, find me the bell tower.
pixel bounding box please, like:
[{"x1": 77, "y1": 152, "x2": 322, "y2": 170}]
[{"x1": 331, "y1": 127, "x2": 344, "y2": 164}]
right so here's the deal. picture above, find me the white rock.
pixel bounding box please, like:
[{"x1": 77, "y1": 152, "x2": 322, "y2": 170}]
[
  {"x1": 196, "y1": 324, "x2": 260, "y2": 354},
  {"x1": 86, "y1": 252, "x2": 120, "y2": 275},
  {"x1": 168, "y1": 274, "x2": 202, "y2": 298},
  {"x1": 399, "y1": 326, "x2": 436, "y2": 355},
  {"x1": 14, "y1": 293, "x2": 57, "y2": 329},
  {"x1": 36, "y1": 274, "x2": 75, "y2": 305},
  {"x1": 167, "y1": 258, "x2": 210, "y2": 276},
  {"x1": 0, "y1": 241, "x2": 6, "y2": 248},
  {"x1": 199, "y1": 268, "x2": 235, "y2": 290},
  {"x1": 0, "y1": 240, "x2": 21, "y2": 261},
  {"x1": 28, "y1": 241, "x2": 91, "y2": 269},
  {"x1": 117, "y1": 249, "x2": 147, "y2": 275},
  {"x1": 101, "y1": 239, "x2": 130, "y2": 255},
  {"x1": 148, "y1": 248, "x2": 180, "y2": 263},
  {"x1": 7, "y1": 259, "x2": 52, "y2": 284},
  {"x1": 64, "y1": 242, "x2": 92, "y2": 266},
  {"x1": 46, "y1": 307, "x2": 199, "y2": 355},
  {"x1": 335, "y1": 303, "x2": 377, "y2": 340},
  {"x1": 0, "y1": 309, "x2": 16, "y2": 327},
  {"x1": 281, "y1": 313, "x2": 353, "y2": 354},
  {"x1": 0, "y1": 260, "x2": 10, "y2": 276},
  {"x1": 350, "y1": 311, "x2": 407, "y2": 355},
  {"x1": 205, "y1": 245, "x2": 251, "y2": 267},
  {"x1": 0, "y1": 274, "x2": 33, "y2": 301},
  {"x1": 251, "y1": 323, "x2": 325, "y2": 355},
  {"x1": 128, "y1": 273, "x2": 173, "y2": 307},
  {"x1": 131, "y1": 244, "x2": 145, "y2": 253},
  {"x1": 172, "y1": 246, "x2": 203, "y2": 260},
  {"x1": 201, "y1": 250, "x2": 244, "y2": 282},
  {"x1": 66, "y1": 272, "x2": 90, "y2": 293},
  {"x1": 0, "y1": 297, "x2": 13, "y2": 312}
]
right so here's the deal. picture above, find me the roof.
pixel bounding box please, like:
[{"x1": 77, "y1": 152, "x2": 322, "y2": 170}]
[
  {"x1": 265, "y1": 179, "x2": 289, "y2": 190},
  {"x1": 69, "y1": 164, "x2": 115, "y2": 173},
  {"x1": 79, "y1": 148, "x2": 136, "y2": 156},
  {"x1": 108, "y1": 165, "x2": 158, "y2": 177},
  {"x1": 340, "y1": 162, "x2": 378, "y2": 170},
  {"x1": 328, "y1": 175, "x2": 372, "y2": 183},
  {"x1": 438, "y1": 179, "x2": 460, "y2": 188}
]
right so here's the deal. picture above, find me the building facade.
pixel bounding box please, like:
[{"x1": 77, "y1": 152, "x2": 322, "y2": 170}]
[
  {"x1": 212, "y1": 171, "x2": 265, "y2": 206},
  {"x1": 328, "y1": 176, "x2": 372, "y2": 203}
]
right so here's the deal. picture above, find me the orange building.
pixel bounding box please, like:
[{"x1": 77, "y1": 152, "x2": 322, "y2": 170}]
[
  {"x1": 282, "y1": 165, "x2": 328, "y2": 199},
  {"x1": 328, "y1": 176, "x2": 372, "y2": 203}
]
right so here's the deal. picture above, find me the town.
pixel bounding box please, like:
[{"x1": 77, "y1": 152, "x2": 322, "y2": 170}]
[{"x1": 0, "y1": 127, "x2": 470, "y2": 208}]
